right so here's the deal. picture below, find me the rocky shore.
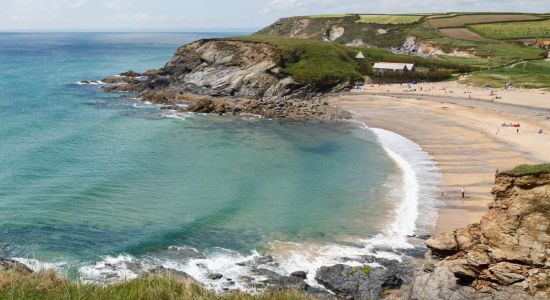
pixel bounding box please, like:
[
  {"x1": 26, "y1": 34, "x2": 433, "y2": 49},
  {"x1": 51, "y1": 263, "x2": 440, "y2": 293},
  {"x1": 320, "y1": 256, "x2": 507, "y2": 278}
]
[
  {"x1": 97, "y1": 39, "x2": 353, "y2": 120},
  {"x1": 412, "y1": 169, "x2": 550, "y2": 299}
]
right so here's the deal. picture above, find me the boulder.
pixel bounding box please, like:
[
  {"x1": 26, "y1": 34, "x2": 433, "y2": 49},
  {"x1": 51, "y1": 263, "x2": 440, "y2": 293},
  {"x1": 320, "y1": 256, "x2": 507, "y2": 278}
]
[
  {"x1": 315, "y1": 264, "x2": 406, "y2": 299},
  {"x1": 290, "y1": 270, "x2": 308, "y2": 279}
]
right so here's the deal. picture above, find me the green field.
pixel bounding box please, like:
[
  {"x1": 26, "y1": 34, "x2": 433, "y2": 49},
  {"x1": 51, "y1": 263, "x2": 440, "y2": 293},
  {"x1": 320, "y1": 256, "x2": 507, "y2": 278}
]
[
  {"x1": 309, "y1": 14, "x2": 351, "y2": 19},
  {"x1": 469, "y1": 19, "x2": 550, "y2": 39},
  {"x1": 356, "y1": 14, "x2": 422, "y2": 24},
  {"x1": 465, "y1": 60, "x2": 550, "y2": 89},
  {"x1": 428, "y1": 14, "x2": 541, "y2": 28}
]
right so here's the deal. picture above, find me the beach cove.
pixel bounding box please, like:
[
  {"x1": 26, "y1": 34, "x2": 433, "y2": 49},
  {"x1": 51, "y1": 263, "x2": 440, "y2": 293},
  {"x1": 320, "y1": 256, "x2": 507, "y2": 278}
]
[
  {"x1": 0, "y1": 32, "x2": 447, "y2": 295},
  {"x1": 331, "y1": 85, "x2": 550, "y2": 233}
]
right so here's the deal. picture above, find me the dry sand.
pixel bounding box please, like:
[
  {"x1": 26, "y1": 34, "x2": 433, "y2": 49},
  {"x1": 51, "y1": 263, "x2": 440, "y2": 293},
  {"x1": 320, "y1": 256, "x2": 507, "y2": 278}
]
[
  {"x1": 330, "y1": 86, "x2": 550, "y2": 234},
  {"x1": 363, "y1": 80, "x2": 550, "y2": 110}
]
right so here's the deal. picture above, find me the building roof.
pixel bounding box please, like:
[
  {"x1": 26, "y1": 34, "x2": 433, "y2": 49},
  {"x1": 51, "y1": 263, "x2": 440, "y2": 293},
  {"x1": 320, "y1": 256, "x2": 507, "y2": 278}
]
[
  {"x1": 373, "y1": 62, "x2": 415, "y2": 71},
  {"x1": 355, "y1": 52, "x2": 365, "y2": 59}
]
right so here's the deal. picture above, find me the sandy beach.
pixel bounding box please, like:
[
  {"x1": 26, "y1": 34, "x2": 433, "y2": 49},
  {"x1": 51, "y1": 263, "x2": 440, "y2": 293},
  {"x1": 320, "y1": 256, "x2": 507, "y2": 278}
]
[{"x1": 330, "y1": 84, "x2": 550, "y2": 234}]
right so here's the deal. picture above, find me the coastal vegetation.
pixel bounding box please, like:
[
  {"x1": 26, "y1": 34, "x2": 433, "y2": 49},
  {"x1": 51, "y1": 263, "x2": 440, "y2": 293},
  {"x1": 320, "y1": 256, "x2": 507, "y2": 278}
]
[
  {"x1": 464, "y1": 60, "x2": 550, "y2": 89},
  {"x1": 0, "y1": 270, "x2": 311, "y2": 300},
  {"x1": 234, "y1": 35, "x2": 364, "y2": 86},
  {"x1": 500, "y1": 163, "x2": 550, "y2": 176},
  {"x1": 427, "y1": 14, "x2": 541, "y2": 28},
  {"x1": 234, "y1": 35, "x2": 473, "y2": 83},
  {"x1": 257, "y1": 12, "x2": 549, "y2": 88},
  {"x1": 356, "y1": 14, "x2": 422, "y2": 24},
  {"x1": 469, "y1": 19, "x2": 550, "y2": 40}
]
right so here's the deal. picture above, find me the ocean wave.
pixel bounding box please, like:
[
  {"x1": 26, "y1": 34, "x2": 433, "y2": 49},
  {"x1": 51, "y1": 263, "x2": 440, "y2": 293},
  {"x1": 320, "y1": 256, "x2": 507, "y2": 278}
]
[{"x1": 76, "y1": 80, "x2": 105, "y2": 85}]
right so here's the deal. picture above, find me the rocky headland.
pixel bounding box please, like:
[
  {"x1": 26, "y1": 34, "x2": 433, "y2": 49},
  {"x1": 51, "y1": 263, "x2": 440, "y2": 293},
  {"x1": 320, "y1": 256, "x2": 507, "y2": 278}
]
[
  {"x1": 98, "y1": 38, "x2": 355, "y2": 120},
  {"x1": 412, "y1": 167, "x2": 550, "y2": 300}
]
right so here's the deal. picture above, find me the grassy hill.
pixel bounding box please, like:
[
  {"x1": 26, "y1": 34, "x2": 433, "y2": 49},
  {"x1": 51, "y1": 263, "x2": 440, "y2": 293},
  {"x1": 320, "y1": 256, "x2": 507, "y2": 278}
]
[{"x1": 256, "y1": 12, "x2": 550, "y2": 88}]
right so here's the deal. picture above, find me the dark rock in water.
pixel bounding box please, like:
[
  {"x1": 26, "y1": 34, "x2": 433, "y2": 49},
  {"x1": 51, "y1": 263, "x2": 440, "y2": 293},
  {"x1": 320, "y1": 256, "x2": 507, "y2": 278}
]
[
  {"x1": 291, "y1": 270, "x2": 308, "y2": 279},
  {"x1": 262, "y1": 275, "x2": 308, "y2": 291},
  {"x1": 250, "y1": 267, "x2": 308, "y2": 291},
  {"x1": 315, "y1": 263, "x2": 408, "y2": 300},
  {"x1": 101, "y1": 76, "x2": 137, "y2": 84},
  {"x1": 0, "y1": 258, "x2": 32, "y2": 274},
  {"x1": 103, "y1": 84, "x2": 132, "y2": 92},
  {"x1": 207, "y1": 273, "x2": 223, "y2": 280},
  {"x1": 149, "y1": 266, "x2": 197, "y2": 283},
  {"x1": 120, "y1": 70, "x2": 142, "y2": 78}
]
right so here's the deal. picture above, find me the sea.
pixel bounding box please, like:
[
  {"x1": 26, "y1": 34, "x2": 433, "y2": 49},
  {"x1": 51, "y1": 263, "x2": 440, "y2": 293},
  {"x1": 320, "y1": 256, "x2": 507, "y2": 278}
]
[{"x1": 0, "y1": 32, "x2": 441, "y2": 291}]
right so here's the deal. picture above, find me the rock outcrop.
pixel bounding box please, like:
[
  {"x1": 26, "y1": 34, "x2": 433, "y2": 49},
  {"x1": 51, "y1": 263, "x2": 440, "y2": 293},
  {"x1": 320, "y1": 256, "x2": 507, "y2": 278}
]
[
  {"x1": 412, "y1": 171, "x2": 550, "y2": 299},
  {"x1": 0, "y1": 258, "x2": 32, "y2": 274},
  {"x1": 100, "y1": 39, "x2": 352, "y2": 120},
  {"x1": 315, "y1": 256, "x2": 414, "y2": 299}
]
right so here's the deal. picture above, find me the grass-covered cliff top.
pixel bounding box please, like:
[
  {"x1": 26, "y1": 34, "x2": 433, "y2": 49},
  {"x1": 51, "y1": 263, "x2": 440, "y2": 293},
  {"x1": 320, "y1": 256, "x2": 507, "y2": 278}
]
[
  {"x1": 256, "y1": 12, "x2": 550, "y2": 88},
  {"x1": 0, "y1": 269, "x2": 311, "y2": 300},
  {"x1": 229, "y1": 35, "x2": 477, "y2": 86},
  {"x1": 501, "y1": 164, "x2": 550, "y2": 176},
  {"x1": 232, "y1": 35, "x2": 364, "y2": 86}
]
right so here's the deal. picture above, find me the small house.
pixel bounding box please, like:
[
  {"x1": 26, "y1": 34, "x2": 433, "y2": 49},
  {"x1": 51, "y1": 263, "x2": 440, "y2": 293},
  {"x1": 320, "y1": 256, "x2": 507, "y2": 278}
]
[
  {"x1": 355, "y1": 52, "x2": 365, "y2": 59},
  {"x1": 373, "y1": 62, "x2": 415, "y2": 75}
]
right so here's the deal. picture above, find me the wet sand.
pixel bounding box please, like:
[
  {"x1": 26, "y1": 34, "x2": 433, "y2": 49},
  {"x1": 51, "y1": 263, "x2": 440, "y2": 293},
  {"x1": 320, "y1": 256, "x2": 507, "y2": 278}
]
[{"x1": 330, "y1": 89, "x2": 550, "y2": 234}]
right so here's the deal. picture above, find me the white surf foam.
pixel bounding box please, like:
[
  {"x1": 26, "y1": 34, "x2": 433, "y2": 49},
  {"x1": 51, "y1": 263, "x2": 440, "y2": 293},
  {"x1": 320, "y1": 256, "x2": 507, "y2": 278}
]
[{"x1": 76, "y1": 80, "x2": 104, "y2": 85}]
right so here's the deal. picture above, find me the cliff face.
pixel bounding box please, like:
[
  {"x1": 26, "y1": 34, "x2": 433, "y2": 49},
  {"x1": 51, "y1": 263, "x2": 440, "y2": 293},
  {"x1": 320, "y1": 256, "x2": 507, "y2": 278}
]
[
  {"x1": 412, "y1": 172, "x2": 550, "y2": 299},
  {"x1": 130, "y1": 39, "x2": 349, "y2": 101}
]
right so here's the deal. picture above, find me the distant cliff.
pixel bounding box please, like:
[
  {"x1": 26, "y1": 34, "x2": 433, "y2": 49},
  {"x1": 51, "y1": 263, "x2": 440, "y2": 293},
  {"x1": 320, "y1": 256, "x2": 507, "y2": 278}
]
[{"x1": 412, "y1": 165, "x2": 550, "y2": 299}]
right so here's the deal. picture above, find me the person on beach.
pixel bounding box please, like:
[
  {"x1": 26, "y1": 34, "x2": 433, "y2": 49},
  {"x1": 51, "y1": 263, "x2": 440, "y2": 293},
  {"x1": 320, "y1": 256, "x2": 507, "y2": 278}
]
[{"x1": 461, "y1": 187, "x2": 465, "y2": 198}]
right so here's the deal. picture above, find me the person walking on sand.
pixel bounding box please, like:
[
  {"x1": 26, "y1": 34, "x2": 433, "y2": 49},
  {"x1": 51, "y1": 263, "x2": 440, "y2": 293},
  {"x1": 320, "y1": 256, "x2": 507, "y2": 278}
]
[{"x1": 461, "y1": 187, "x2": 465, "y2": 198}]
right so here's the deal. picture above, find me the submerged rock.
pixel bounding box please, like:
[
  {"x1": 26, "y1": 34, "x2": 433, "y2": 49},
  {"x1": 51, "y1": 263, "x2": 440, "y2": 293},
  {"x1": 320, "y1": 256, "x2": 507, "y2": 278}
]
[{"x1": 412, "y1": 170, "x2": 550, "y2": 299}]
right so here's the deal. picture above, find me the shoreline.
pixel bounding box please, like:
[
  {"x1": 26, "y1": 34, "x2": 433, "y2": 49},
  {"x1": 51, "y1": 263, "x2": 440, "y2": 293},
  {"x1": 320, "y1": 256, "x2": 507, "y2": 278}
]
[{"x1": 330, "y1": 87, "x2": 550, "y2": 234}]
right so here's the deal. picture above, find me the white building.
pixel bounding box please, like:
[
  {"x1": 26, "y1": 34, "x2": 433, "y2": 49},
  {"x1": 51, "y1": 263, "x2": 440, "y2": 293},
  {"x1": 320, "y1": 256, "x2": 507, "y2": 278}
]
[{"x1": 373, "y1": 62, "x2": 415, "y2": 74}]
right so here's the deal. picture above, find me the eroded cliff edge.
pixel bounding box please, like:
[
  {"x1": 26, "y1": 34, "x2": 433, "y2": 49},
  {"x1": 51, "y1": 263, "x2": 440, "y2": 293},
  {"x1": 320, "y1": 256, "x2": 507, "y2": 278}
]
[
  {"x1": 412, "y1": 166, "x2": 550, "y2": 300},
  {"x1": 102, "y1": 38, "x2": 360, "y2": 120}
]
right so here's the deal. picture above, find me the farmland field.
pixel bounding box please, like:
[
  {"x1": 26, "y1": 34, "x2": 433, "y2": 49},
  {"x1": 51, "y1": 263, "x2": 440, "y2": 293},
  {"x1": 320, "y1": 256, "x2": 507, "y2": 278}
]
[
  {"x1": 428, "y1": 14, "x2": 541, "y2": 28},
  {"x1": 310, "y1": 14, "x2": 352, "y2": 19},
  {"x1": 469, "y1": 19, "x2": 550, "y2": 39},
  {"x1": 439, "y1": 28, "x2": 490, "y2": 41},
  {"x1": 356, "y1": 14, "x2": 422, "y2": 24}
]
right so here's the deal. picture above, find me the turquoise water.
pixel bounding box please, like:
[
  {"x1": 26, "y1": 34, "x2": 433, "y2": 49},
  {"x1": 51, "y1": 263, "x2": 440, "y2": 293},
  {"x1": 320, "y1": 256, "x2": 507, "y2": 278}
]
[{"x1": 0, "y1": 33, "x2": 400, "y2": 283}]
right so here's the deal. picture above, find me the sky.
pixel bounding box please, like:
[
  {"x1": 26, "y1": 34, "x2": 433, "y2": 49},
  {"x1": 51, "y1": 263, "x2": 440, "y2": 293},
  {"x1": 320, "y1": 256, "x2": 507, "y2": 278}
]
[{"x1": 0, "y1": 0, "x2": 549, "y2": 31}]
